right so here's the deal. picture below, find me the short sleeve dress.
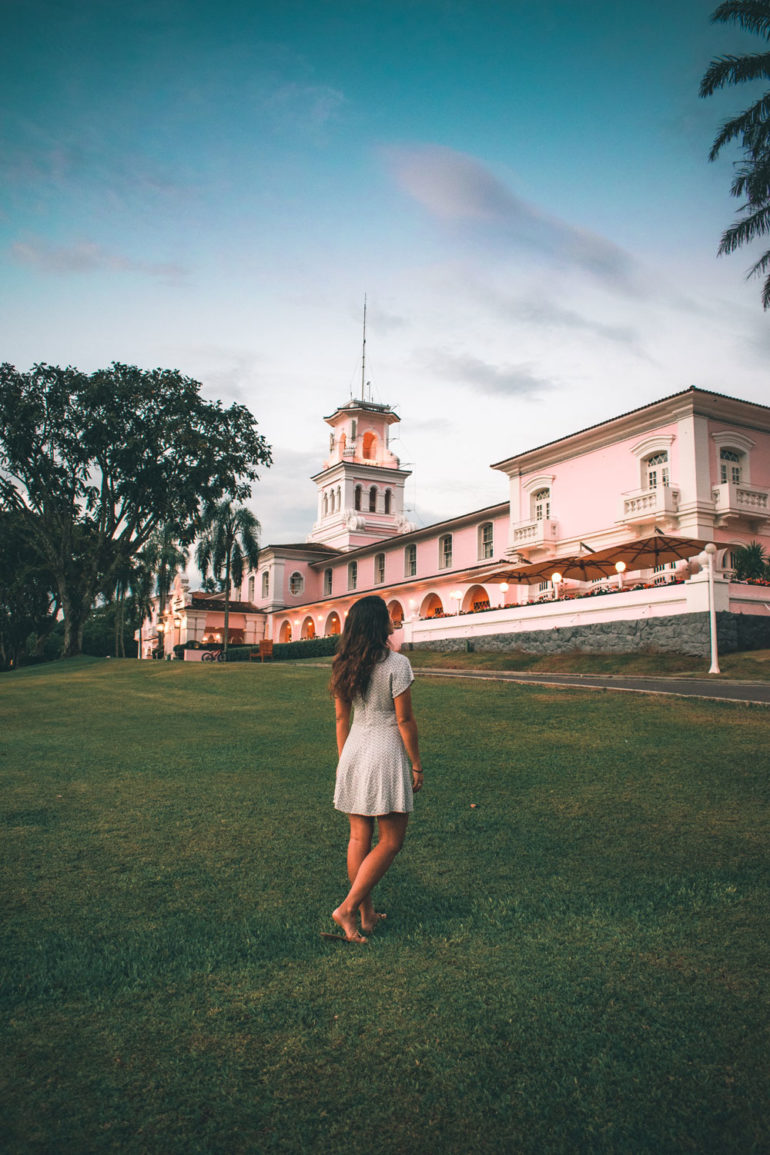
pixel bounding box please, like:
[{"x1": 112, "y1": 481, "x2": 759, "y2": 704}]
[{"x1": 333, "y1": 650, "x2": 415, "y2": 816}]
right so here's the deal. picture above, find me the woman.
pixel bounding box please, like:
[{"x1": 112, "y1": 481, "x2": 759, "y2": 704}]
[{"x1": 327, "y1": 595, "x2": 423, "y2": 944}]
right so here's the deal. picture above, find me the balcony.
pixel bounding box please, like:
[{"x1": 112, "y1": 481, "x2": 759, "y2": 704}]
[
  {"x1": 619, "y1": 486, "x2": 680, "y2": 527},
  {"x1": 510, "y1": 518, "x2": 559, "y2": 556},
  {"x1": 712, "y1": 482, "x2": 770, "y2": 528}
]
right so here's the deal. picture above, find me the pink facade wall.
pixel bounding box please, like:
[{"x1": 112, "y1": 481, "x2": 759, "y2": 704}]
[{"x1": 515, "y1": 420, "x2": 681, "y2": 543}]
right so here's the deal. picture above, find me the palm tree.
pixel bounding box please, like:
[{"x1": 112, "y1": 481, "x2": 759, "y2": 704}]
[
  {"x1": 194, "y1": 501, "x2": 260, "y2": 659},
  {"x1": 732, "y1": 539, "x2": 769, "y2": 578},
  {"x1": 700, "y1": 2, "x2": 770, "y2": 307}
]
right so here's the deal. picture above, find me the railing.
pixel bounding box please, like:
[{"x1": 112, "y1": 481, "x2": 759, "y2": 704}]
[
  {"x1": 619, "y1": 486, "x2": 680, "y2": 524},
  {"x1": 511, "y1": 518, "x2": 558, "y2": 549},
  {"x1": 712, "y1": 482, "x2": 769, "y2": 522}
]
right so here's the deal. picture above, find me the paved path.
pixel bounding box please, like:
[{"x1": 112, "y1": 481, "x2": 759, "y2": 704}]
[{"x1": 417, "y1": 668, "x2": 770, "y2": 706}]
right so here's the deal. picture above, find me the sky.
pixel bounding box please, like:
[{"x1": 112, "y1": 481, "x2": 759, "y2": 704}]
[{"x1": 2, "y1": 0, "x2": 769, "y2": 545}]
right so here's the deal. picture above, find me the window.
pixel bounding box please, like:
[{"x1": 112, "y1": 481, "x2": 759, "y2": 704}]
[
  {"x1": 405, "y1": 543, "x2": 417, "y2": 577},
  {"x1": 720, "y1": 448, "x2": 743, "y2": 485},
  {"x1": 369, "y1": 486, "x2": 377, "y2": 512},
  {"x1": 645, "y1": 452, "x2": 669, "y2": 489},
  {"x1": 348, "y1": 561, "x2": 358, "y2": 591},
  {"x1": 354, "y1": 485, "x2": 362, "y2": 511},
  {"x1": 248, "y1": 576, "x2": 255, "y2": 601},
  {"x1": 261, "y1": 571, "x2": 269, "y2": 598},
  {"x1": 362, "y1": 431, "x2": 377, "y2": 459},
  {"x1": 375, "y1": 553, "x2": 385, "y2": 584},
  {"x1": 351, "y1": 419, "x2": 357, "y2": 440},
  {"x1": 323, "y1": 492, "x2": 328, "y2": 516},
  {"x1": 329, "y1": 433, "x2": 334, "y2": 453},
  {"x1": 384, "y1": 489, "x2": 392, "y2": 514},
  {"x1": 478, "y1": 522, "x2": 494, "y2": 560},
  {"x1": 439, "y1": 534, "x2": 453, "y2": 569},
  {"x1": 533, "y1": 489, "x2": 550, "y2": 521},
  {"x1": 289, "y1": 571, "x2": 304, "y2": 595},
  {"x1": 324, "y1": 568, "x2": 332, "y2": 596}
]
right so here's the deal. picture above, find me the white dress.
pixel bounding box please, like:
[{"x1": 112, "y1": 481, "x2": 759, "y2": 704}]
[{"x1": 333, "y1": 650, "x2": 415, "y2": 816}]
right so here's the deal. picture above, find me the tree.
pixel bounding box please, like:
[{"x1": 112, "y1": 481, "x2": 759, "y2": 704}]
[
  {"x1": 0, "y1": 362, "x2": 271, "y2": 657},
  {"x1": 195, "y1": 500, "x2": 261, "y2": 659},
  {"x1": 0, "y1": 510, "x2": 60, "y2": 668},
  {"x1": 732, "y1": 539, "x2": 769, "y2": 578},
  {"x1": 700, "y1": 1, "x2": 770, "y2": 307}
]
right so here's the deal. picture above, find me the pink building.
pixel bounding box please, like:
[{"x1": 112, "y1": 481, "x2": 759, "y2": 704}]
[{"x1": 142, "y1": 386, "x2": 770, "y2": 658}]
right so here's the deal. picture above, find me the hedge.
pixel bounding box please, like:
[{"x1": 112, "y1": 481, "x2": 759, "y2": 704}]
[{"x1": 224, "y1": 637, "x2": 340, "y2": 662}]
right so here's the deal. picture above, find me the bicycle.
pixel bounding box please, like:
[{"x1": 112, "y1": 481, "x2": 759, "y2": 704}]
[{"x1": 201, "y1": 648, "x2": 224, "y2": 662}]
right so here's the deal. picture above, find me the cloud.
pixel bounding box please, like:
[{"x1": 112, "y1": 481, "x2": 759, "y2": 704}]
[
  {"x1": 384, "y1": 144, "x2": 638, "y2": 290},
  {"x1": 10, "y1": 237, "x2": 186, "y2": 281},
  {"x1": 262, "y1": 83, "x2": 346, "y2": 132},
  {"x1": 422, "y1": 349, "x2": 555, "y2": 397}
]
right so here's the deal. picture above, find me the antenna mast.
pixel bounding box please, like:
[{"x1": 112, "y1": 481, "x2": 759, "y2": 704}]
[{"x1": 361, "y1": 294, "x2": 367, "y2": 400}]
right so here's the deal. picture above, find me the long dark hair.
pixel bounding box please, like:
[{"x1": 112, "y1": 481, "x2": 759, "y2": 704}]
[{"x1": 330, "y1": 595, "x2": 391, "y2": 702}]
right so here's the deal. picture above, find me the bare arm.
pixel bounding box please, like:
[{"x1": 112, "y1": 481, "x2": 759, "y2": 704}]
[
  {"x1": 394, "y1": 687, "x2": 423, "y2": 792},
  {"x1": 334, "y1": 697, "x2": 352, "y2": 757}
]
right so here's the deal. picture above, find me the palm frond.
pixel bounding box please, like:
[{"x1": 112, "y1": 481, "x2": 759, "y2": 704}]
[
  {"x1": 708, "y1": 90, "x2": 770, "y2": 158},
  {"x1": 717, "y1": 202, "x2": 770, "y2": 253},
  {"x1": 711, "y1": 1, "x2": 770, "y2": 40}
]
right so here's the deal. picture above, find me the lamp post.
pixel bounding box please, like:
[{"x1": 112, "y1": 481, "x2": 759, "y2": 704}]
[
  {"x1": 499, "y1": 581, "x2": 509, "y2": 608},
  {"x1": 551, "y1": 572, "x2": 562, "y2": 599},
  {"x1": 696, "y1": 543, "x2": 720, "y2": 674},
  {"x1": 615, "y1": 560, "x2": 626, "y2": 589},
  {"x1": 451, "y1": 589, "x2": 462, "y2": 615}
]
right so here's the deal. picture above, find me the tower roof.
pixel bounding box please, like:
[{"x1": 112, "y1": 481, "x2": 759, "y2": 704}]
[{"x1": 323, "y1": 398, "x2": 400, "y2": 426}]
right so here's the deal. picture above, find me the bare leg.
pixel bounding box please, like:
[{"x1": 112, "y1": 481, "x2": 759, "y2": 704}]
[
  {"x1": 333, "y1": 812, "x2": 409, "y2": 941},
  {"x1": 345, "y1": 816, "x2": 383, "y2": 933}
]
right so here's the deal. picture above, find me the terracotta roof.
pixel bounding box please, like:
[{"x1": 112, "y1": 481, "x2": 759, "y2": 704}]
[{"x1": 190, "y1": 594, "x2": 261, "y2": 613}]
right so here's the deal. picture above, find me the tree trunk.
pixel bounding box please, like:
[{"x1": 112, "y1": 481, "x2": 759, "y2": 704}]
[{"x1": 223, "y1": 553, "x2": 231, "y2": 660}]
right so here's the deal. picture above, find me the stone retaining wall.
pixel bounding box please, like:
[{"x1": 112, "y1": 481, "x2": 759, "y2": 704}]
[{"x1": 407, "y1": 612, "x2": 770, "y2": 657}]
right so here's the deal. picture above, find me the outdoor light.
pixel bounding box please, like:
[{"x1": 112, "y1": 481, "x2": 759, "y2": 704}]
[
  {"x1": 615, "y1": 560, "x2": 626, "y2": 589},
  {"x1": 499, "y1": 582, "x2": 509, "y2": 591},
  {"x1": 698, "y1": 543, "x2": 720, "y2": 674}
]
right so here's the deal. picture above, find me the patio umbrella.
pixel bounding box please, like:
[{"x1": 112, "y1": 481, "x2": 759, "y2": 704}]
[
  {"x1": 476, "y1": 554, "x2": 615, "y2": 585},
  {"x1": 585, "y1": 534, "x2": 710, "y2": 573}
]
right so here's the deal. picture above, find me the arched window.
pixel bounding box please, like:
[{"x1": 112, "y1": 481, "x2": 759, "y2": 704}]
[
  {"x1": 279, "y1": 620, "x2": 292, "y2": 643},
  {"x1": 261, "y1": 571, "x2": 269, "y2": 598},
  {"x1": 289, "y1": 571, "x2": 304, "y2": 595},
  {"x1": 645, "y1": 452, "x2": 669, "y2": 489},
  {"x1": 478, "y1": 522, "x2": 493, "y2": 560},
  {"x1": 362, "y1": 431, "x2": 377, "y2": 459},
  {"x1": 336, "y1": 486, "x2": 341, "y2": 510},
  {"x1": 323, "y1": 568, "x2": 332, "y2": 596},
  {"x1": 439, "y1": 534, "x2": 453, "y2": 569},
  {"x1": 405, "y1": 543, "x2": 417, "y2": 577},
  {"x1": 720, "y1": 448, "x2": 743, "y2": 485},
  {"x1": 384, "y1": 489, "x2": 392, "y2": 514},
  {"x1": 354, "y1": 485, "x2": 362, "y2": 511},
  {"x1": 348, "y1": 561, "x2": 358, "y2": 591},
  {"x1": 375, "y1": 552, "x2": 385, "y2": 584},
  {"x1": 338, "y1": 431, "x2": 346, "y2": 456},
  {"x1": 533, "y1": 489, "x2": 550, "y2": 521},
  {"x1": 323, "y1": 492, "x2": 328, "y2": 516},
  {"x1": 369, "y1": 486, "x2": 377, "y2": 512}
]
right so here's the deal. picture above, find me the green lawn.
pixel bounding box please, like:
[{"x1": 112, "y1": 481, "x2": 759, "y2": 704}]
[{"x1": 1, "y1": 658, "x2": 768, "y2": 1154}]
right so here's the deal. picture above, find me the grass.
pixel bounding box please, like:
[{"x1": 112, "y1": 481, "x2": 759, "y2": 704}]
[
  {"x1": 1, "y1": 657, "x2": 769, "y2": 1154},
  {"x1": 405, "y1": 646, "x2": 770, "y2": 680}
]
